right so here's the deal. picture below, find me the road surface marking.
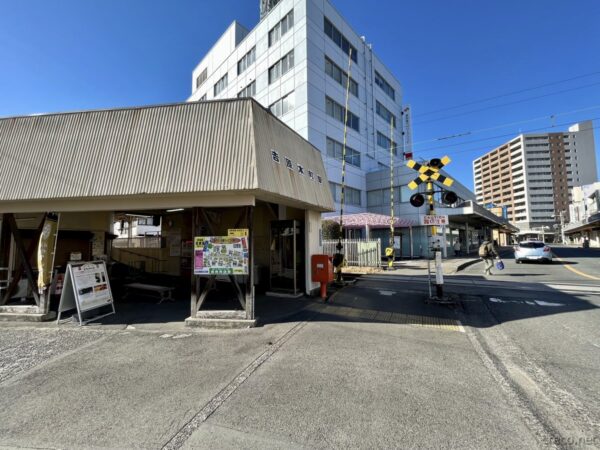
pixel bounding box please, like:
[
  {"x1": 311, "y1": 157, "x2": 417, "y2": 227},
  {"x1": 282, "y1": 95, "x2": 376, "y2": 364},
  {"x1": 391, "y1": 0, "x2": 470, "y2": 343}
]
[
  {"x1": 378, "y1": 290, "x2": 395, "y2": 296},
  {"x1": 554, "y1": 255, "x2": 600, "y2": 281},
  {"x1": 534, "y1": 300, "x2": 563, "y2": 307}
]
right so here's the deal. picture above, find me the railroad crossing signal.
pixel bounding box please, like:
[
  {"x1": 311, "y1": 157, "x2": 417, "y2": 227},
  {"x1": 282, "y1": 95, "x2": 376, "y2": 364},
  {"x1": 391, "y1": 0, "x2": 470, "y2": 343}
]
[
  {"x1": 407, "y1": 156, "x2": 454, "y2": 190},
  {"x1": 406, "y1": 156, "x2": 458, "y2": 304}
]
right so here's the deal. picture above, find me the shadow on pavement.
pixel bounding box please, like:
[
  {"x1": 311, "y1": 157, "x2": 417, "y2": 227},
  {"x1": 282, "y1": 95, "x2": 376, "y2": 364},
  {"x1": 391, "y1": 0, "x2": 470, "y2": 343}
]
[
  {"x1": 553, "y1": 247, "x2": 600, "y2": 259},
  {"x1": 262, "y1": 274, "x2": 599, "y2": 331}
]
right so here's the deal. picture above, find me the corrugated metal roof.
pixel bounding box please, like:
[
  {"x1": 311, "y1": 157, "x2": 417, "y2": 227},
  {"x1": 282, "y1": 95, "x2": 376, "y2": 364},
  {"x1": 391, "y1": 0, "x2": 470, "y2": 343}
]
[{"x1": 0, "y1": 99, "x2": 334, "y2": 211}]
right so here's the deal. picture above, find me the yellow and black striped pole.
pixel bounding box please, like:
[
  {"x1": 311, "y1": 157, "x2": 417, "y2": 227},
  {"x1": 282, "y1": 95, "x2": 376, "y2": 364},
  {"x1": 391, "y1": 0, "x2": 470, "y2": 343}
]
[
  {"x1": 333, "y1": 48, "x2": 353, "y2": 282},
  {"x1": 387, "y1": 116, "x2": 395, "y2": 269}
]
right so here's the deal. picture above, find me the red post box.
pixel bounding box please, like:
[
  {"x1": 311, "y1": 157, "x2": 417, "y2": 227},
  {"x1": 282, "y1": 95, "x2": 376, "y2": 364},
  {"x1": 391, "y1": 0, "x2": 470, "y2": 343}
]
[{"x1": 311, "y1": 254, "x2": 333, "y2": 299}]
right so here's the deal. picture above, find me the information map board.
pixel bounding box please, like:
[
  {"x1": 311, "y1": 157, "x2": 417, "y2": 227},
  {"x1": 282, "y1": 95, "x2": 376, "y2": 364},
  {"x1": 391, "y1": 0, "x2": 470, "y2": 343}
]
[
  {"x1": 57, "y1": 261, "x2": 115, "y2": 325},
  {"x1": 194, "y1": 235, "x2": 249, "y2": 275}
]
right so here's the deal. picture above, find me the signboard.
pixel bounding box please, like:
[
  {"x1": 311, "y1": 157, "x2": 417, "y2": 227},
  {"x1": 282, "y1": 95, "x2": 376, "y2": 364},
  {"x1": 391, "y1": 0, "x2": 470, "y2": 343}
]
[
  {"x1": 227, "y1": 228, "x2": 249, "y2": 237},
  {"x1": 57, "y1": 261, "x2": 115, "y2": 325},
  {"x1": 194, "y1": 236, "x2": 249, "y2": 275},
  {"x1": 420, "y1": 215, "x2": 449, "y2": 226}
]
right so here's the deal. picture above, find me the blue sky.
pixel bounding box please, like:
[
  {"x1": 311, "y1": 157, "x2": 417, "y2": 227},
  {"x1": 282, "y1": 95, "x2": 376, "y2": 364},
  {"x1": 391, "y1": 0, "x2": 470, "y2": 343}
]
[{"x1": 1, "y1": 0, "x2": 599, "y2": 189}]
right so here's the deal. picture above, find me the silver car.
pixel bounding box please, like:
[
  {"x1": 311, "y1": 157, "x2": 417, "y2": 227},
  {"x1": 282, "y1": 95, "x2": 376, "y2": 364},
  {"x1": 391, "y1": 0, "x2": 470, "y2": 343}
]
[{"x1": 514, "y1": 241, "x2": 553, "y2": 263}]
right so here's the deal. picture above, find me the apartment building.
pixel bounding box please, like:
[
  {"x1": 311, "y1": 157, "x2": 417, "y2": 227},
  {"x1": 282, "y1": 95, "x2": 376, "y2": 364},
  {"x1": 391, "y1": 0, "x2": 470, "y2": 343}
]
[
  {"x1": 473, "y1": 121, "x2": 597, "y2": 232},
  {"x1": 188, "y1": 0, "x2": 411, "y2": 214}
]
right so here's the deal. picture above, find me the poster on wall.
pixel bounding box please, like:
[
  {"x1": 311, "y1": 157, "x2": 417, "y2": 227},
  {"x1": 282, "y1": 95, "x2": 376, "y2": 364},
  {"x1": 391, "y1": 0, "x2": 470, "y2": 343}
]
[
  {"x1": 193, "y1": 236, "x2": 249, "y2": 275},
  {"x1": 57, "y1": 261, "x2": 115, "y2": 325}
]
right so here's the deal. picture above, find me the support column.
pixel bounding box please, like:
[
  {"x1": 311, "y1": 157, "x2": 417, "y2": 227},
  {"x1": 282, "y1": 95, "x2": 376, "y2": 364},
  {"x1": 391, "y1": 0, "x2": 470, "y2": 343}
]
[
  {"x1": 190, "y1": 208, "x2": 199, "y2": 318},
  {"x1": 245, "y1": 206, "x2": 255, "y2": 320}
]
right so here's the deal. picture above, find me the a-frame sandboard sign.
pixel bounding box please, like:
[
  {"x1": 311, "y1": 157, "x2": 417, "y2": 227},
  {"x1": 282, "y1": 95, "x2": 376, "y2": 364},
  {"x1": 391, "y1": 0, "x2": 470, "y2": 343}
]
[{"x1": 56, "y1": 261, "x2": 115, "y2": 326}]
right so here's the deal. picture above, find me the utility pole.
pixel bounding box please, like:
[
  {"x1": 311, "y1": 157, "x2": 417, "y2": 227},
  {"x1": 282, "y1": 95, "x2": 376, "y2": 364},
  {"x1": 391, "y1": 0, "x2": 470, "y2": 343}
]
[{"x1": 560, "y1": 211, "x2": 566, "y2": 244}]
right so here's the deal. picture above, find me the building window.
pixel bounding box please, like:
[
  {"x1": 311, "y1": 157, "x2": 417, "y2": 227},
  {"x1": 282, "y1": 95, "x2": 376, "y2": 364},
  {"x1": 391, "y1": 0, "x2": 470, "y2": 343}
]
[
  {"x1": 376, "y1": 131, "x2": 396, "y2": 155},
  {"x1": 237, "y1": 81, "x2": 256, "y2": 98},
  {"x1": 376, "y1": 101, "x2": 396, "y2": 128},
  {"x1": 324, "y1": 17, "x2": 357, "y2": 63},
  {"x1": 330, "y1": 182, "x2": 361, "y2": 206},
  {"x1": 195, "y1": 68, "x2": 208, "y2": 89},
  {"x1": 366, "y1": 187, "x2": 402, "y2": 207},
  {"x1": 213, "y1": 73, "x2": 228, "y2": 97},
  {"x1": 374, "y1": 71, "x2": 395, "y2": 100},
  {"x1": 199, "y1": 94, "x2": 207, "y2": 101},
  {"x1": 269, "y1": 91, "x2": 295, "y2": 117},
  {"x1": 237, "y1": 47, "x2": 256, "y2": 75},
  {"x1": 326, "y1": 137, "x2": 361, "y2": 168},
  {"x1": 325, "y1": 56, "x2": 358, "y2": 97},
  {"x1": 268, "y1": 50, "x2": 295, "y2": 84},
  {"x1": 269, "y1": 9, "x2": 294, "y2": 47},
  {"x1": 325, "y1": 96, "x2": 359, "y2": 132}
]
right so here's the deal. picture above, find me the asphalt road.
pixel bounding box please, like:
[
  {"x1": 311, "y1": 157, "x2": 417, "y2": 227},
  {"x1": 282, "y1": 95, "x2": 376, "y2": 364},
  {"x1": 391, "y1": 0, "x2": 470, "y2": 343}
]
[
  {"x1": 460, "y1": 245, "x2": 600, "y2": 285},
  {"x1": 1, "y1": 250, "x2": 599, "y2": 449}
]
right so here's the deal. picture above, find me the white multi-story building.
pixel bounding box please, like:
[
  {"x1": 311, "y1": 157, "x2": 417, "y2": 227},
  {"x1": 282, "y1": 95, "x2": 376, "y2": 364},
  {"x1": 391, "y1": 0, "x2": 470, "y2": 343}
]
[
  {"x1": 187, "y1": 0, "x2": 411, "y2": 214},
  {"x1": 473, "y1": 120, "x2": 598, "y2": 232}
]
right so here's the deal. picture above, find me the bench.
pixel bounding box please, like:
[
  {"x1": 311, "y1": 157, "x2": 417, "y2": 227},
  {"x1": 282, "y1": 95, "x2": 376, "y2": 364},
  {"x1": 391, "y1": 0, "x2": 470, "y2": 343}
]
[{"x1": 124, "y1": 283, "x2": 175, "y2": 304}]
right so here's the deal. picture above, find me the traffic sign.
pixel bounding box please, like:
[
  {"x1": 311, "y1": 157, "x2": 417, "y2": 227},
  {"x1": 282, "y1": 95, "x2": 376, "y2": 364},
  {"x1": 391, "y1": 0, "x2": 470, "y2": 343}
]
[{"x1": 419, "y1": 215, "x2": 449, "y2": 226}]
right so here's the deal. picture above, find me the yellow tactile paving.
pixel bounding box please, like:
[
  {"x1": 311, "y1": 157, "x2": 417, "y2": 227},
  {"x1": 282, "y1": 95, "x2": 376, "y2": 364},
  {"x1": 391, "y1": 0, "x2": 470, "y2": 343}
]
[{"x1": 320, "y1": 304, "x2": 465, "y2": 333}]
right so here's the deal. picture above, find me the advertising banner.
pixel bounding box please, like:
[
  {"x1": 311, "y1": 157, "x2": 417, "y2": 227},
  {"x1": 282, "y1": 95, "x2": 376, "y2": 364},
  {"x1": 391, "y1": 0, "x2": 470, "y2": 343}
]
[
  {"x1": 37, "y1": 213, "x2": 60, "y2": 290},
  {"x1": 193, "y1": 236, "x2": 249, "y2": 275}
]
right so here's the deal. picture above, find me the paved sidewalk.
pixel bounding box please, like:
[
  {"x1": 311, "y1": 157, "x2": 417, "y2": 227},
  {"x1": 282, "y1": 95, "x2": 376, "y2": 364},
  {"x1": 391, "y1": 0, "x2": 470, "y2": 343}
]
[{"x1": 344, "y1": 255, "x2": 480, "y2": 276}]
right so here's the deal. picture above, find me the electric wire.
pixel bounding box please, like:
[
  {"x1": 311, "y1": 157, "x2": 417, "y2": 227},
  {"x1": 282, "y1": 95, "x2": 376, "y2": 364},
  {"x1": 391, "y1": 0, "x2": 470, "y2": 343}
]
[
  {"x1": 413, "y1": 80, "x2": 600, "y2": 125},
  {"x1": 414, "y1": 117, "x2": 600, "y2": 156},
  {"x1": 413, "y1": 69, "x2": 600, "y2": 117}
]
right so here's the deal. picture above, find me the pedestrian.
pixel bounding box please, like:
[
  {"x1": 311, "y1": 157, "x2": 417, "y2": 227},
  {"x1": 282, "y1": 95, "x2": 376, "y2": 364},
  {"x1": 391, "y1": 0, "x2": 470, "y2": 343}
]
[
  {"x1": 478, "y1": 237, "x2": 499, "y2": 276},
  {"x1": 453, "y1": 239, "x2": 461, "y2": 257}
]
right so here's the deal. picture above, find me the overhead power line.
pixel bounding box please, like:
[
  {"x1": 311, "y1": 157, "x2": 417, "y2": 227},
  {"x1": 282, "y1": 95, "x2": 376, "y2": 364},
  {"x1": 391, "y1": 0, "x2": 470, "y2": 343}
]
[
  {"x1": 413, "y1": 80, "x2": 600, "y2": 125},
  {"x1": 416, "y1": 120, "x2": 599, "y2": 158},
  {"x1": 413, "y1": 69, "x2": 600, "y2": 118},
  {"x1": 411, "y1": 104, "x2": 600, "y2": 148}
]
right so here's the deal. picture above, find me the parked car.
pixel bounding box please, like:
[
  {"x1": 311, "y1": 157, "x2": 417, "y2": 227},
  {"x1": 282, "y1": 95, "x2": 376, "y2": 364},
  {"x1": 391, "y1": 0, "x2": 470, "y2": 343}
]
[{"x1": 514, "y1": 241, "x2": 553, "y2": 263}]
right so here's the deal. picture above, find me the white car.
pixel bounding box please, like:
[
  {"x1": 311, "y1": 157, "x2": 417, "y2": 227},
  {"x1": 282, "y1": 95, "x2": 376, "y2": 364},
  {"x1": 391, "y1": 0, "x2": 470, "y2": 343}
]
[{"x1": 514, "y1": 241, "x2": 553, "y2": 263}]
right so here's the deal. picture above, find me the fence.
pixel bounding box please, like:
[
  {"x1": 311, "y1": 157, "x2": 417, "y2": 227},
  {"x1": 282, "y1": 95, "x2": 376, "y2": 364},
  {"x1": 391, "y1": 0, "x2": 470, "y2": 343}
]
[
  {"x1": 323, "y1": 239, "x2": 382, "y2": 267},
  {"x1": 112, "y1": 237, "x2": 162, "y2": 249}
]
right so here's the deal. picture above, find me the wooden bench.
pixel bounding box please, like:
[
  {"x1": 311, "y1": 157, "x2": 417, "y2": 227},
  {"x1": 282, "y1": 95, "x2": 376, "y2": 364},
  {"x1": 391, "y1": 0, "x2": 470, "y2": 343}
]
[{"x1": 124, "y1": 283, "x2": 175, "y2": 304}]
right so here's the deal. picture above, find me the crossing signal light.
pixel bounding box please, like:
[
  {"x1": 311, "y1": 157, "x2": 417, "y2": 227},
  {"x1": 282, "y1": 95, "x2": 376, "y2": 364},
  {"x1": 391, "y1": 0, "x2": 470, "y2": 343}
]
[
  {"x1": 429, "y1": 158, "x2": 442, "y2": 169},
  {"x1": 441, "y1": 191, "x2": 458, "y2": 205},
  {"x1": 409, "y1": 193, "x2": 425, "y2": 208}
]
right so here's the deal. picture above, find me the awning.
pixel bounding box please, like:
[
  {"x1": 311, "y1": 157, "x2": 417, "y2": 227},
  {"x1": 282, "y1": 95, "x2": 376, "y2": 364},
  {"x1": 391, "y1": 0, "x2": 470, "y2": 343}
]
[
  {"x1": 0, "y1": 99, "x2": 335, "y2": 213},
  {"x1": 325, "y1": 213, "x2": 416, "y2": 229},
  {"x1": 564, "y1": 214, "x2": 600, "y2": 234}
]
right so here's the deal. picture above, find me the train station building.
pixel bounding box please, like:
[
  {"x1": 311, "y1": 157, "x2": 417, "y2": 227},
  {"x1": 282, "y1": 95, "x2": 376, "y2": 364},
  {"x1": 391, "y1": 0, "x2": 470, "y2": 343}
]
[{"x1": 0, "y1": 99, "x2": 334, "y2": 326}]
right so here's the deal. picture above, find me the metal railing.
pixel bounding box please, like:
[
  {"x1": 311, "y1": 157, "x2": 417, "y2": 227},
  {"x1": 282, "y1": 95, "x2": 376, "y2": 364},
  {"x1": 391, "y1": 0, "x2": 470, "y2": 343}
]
[
  {"x1": 111, "y1": 248, "x2": 167, "y2": 273},
  {"x1": 323, "y1": 239, "x2": 382, "y2": 267},
  {"x1": 112, "y1": 237, "x2": 162, "y2": 249}
]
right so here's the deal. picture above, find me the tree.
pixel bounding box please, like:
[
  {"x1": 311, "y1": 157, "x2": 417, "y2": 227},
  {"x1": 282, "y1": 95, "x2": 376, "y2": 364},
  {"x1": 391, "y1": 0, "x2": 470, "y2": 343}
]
[{"x1": 322, "y1": 220, "x2": 341, "y2": 240}]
